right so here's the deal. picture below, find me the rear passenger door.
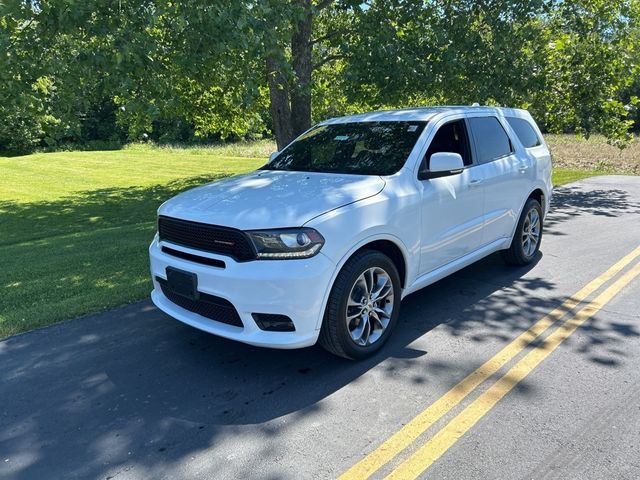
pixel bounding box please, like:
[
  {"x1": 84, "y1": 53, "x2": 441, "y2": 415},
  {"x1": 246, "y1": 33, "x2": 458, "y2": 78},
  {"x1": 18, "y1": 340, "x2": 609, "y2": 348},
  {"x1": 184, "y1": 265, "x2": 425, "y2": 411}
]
[{"x1": 467, "y1": 115, "x2": 528, "y2": 243}]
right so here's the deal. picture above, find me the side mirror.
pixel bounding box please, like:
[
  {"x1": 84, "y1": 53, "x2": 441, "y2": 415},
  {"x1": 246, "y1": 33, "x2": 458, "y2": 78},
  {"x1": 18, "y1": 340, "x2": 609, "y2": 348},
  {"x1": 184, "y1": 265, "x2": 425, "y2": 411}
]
[
  {"x1": 419, "y1": 152, "x2": 465, "y2": 180},
  {"x1": 268, "y1": 151, "x2": 279, "y2": 162}
]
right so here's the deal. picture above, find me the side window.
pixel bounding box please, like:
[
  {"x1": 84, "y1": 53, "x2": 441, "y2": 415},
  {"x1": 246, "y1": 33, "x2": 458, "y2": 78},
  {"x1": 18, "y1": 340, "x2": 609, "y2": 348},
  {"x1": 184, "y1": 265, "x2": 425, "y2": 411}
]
[
  {"x1": 468, "y1": 116, "x2": 513, "y2": 163},
  {"x1": 506, "y1": 117, "x2": 541, "y2": 148},
  {"x1": 424, "y1": 119, "x2": 472, "y2": 169}
]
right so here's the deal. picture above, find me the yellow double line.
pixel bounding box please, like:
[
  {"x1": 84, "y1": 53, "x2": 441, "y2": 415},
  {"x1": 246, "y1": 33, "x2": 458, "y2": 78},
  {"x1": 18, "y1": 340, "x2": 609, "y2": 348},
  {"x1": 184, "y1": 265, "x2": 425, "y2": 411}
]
[{"x1": 340, "y1": 245, "x2": 640, "y2": 480}]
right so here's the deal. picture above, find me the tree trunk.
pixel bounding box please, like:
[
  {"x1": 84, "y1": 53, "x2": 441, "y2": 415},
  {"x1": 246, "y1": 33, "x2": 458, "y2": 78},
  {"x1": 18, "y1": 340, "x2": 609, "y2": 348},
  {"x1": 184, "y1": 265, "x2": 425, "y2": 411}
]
[
  {"x1": 266, "y1": 56, "x2": 294, "y2": 151},
  {"x1": 290, "y1": 0, "x2": 313, "y2": 137}
]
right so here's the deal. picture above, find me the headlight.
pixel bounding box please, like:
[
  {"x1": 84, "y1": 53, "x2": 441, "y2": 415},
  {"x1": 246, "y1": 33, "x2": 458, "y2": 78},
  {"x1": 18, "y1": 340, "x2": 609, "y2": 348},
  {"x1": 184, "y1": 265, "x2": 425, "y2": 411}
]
[{"x1": 247, "y1": 228, "x2": 325, "y2": 259}]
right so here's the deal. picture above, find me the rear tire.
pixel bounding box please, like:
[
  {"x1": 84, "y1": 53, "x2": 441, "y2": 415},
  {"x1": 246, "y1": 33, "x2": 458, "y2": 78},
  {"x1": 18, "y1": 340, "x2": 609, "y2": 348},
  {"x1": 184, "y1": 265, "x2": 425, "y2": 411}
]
[
  {"x1": 319, "y1": 250, "x2": 401, "y2": 360},
  {"x1": 502, "y1": 198, "x2": 543, "y2": 266}
]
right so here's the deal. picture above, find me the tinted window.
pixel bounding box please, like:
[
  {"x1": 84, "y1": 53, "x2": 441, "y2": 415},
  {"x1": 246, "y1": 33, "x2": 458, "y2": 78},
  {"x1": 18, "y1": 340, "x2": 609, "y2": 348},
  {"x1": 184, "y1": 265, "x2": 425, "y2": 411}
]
[
  {"x1": 468, "y1": 117, "x2": 513, "y2": 163},
  {"x1": 506, "y1": 117, "x2": 541, "y2": 148},
  {"x1": 424, "y1": 119, "x2": 472, "y2": 168},
  {"x1": 262, "y1": 121, "x2": 427, "y2": 176}
]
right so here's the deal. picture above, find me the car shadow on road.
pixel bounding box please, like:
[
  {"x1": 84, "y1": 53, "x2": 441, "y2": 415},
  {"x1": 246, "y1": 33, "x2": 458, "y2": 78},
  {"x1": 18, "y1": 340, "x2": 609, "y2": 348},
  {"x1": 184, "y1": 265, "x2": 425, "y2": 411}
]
[
  {"x1": 3, "y1": 247, "x2": 639, "y2": 479},
  {"x1": 545, "y1": 184, "x2": 640, "y2": 236}
]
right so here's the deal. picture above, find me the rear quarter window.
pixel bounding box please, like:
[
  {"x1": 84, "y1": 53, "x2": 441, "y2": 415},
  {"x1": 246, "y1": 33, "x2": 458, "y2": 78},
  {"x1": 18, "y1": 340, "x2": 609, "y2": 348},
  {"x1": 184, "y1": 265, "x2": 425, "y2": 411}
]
[
  {"x1": 468, "y1": 116, "x2": 513, "y2": 163},
  {"x1": 506, "y1": 117, "x2": 541, "y2": 148}
]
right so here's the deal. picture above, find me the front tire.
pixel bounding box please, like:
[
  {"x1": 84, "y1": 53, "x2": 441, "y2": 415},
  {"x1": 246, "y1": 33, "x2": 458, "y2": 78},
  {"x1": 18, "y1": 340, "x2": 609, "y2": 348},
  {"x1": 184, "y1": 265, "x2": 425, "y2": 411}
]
[
  {"x1": 319, "y1": 250, "x2": 401, "y2": 360},
  {"x1": 502, "y1": 198, "x2": 543, "y2": 265}
]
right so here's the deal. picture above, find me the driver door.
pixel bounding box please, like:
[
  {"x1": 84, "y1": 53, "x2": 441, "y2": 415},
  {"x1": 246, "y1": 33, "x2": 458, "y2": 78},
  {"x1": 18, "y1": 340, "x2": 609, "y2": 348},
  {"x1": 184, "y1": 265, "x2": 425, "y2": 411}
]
[{"x1": 418, "y1": 118, "x2": 486, "y2": 275}]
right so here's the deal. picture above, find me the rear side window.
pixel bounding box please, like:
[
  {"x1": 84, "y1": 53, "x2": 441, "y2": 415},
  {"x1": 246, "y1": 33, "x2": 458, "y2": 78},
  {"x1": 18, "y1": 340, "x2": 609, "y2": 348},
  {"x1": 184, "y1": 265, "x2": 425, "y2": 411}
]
[
  {"x1": 468, "y1": 117, "x2": 513, "y2": 163},
  {"x1": 506, "y1": 117, "x2": 541, "y2": 148}
]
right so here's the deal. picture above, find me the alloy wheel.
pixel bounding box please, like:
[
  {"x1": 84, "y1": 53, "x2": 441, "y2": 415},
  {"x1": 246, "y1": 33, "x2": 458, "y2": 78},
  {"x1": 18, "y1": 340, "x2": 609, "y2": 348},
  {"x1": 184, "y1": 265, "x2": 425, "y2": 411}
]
[
  {"x1": 345, "y1": 267, "x2": 395, "y2": 346},
  {"x1": 521, "y1": 207, "x2": 541, "y2": 257}
]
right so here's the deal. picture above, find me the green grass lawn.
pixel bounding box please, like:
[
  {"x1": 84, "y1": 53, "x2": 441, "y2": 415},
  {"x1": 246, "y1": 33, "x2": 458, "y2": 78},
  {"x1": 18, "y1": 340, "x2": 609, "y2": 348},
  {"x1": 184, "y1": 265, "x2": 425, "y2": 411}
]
[
  {"x1": 0, "y1": 138, "x2": 635, "y2": 338},
  {"x1": 551, "y1": 168, "x2": 604, "y2": 186},
  {"x1": 0, "y1": 145, "x2": 264, "y2": 338}
]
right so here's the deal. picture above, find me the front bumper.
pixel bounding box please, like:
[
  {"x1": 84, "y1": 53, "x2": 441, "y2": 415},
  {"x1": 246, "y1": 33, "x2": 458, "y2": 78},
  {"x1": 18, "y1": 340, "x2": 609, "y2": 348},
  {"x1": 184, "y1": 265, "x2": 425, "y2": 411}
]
[{"x1": 149, "y1": 236, "x2": 336, "y2": 349}]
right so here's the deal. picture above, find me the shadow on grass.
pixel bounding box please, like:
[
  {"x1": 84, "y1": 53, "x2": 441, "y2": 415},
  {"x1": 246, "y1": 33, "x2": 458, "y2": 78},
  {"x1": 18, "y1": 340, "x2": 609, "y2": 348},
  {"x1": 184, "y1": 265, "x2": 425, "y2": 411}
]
[
  {"x1": 0, "y1": 174, "x2": 230, "y2": 337},
  {"x1": 0, "y1": 174, "x2": 229, "y2": 247}
]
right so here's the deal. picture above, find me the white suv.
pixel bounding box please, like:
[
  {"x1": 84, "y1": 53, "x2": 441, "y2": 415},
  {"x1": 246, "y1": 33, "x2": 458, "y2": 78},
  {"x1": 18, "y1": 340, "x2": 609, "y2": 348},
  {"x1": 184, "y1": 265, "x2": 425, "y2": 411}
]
[{"x1": 149, "y1": 106, "x2": 552, "y2": 359}]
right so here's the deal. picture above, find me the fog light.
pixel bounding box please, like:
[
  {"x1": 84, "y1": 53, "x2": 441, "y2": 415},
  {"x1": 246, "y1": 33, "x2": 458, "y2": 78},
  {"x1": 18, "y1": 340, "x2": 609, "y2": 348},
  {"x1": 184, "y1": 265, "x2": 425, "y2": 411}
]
[{"x1": 252, "y1": 313, "x2": 295, "y2": 332}]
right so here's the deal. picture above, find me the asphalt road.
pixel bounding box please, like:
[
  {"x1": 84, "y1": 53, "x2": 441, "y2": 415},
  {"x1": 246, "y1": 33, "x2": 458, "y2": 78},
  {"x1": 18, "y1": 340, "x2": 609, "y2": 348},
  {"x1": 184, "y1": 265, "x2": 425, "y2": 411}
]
[{"x1": 2, "y1": 175, "x2": 640, "y2": 480}]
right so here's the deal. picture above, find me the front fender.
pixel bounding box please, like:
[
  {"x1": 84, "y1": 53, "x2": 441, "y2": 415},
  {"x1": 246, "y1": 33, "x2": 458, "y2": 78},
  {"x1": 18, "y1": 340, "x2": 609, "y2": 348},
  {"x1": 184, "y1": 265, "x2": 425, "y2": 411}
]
[{"x1": 305, "y1": 189, "x2": 421, "y2": 330}]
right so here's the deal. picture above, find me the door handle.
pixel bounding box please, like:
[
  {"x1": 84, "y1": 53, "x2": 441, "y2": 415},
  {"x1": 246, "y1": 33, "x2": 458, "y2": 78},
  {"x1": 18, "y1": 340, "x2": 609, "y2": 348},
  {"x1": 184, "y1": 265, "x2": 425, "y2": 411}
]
[
  {"x1": 469, "y1": 178, "x2": 483, "y2": 186},
  {"x1": 518, "y1": 162, "x2": 531, "y2": 173}
]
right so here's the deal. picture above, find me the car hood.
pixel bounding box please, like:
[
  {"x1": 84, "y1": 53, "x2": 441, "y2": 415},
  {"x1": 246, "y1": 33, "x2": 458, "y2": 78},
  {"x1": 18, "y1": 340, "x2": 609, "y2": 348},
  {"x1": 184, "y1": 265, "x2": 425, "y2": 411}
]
[{"x1": 158, "y1": 170, "x2": 386, "y2": 230}]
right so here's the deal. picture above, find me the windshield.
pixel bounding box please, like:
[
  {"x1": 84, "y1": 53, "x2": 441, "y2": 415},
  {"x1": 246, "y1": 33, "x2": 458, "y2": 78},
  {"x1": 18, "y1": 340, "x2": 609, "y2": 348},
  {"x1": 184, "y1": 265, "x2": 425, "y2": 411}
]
[{"x1": 262, "y1": 121, "x2": 427, "y2": 176}]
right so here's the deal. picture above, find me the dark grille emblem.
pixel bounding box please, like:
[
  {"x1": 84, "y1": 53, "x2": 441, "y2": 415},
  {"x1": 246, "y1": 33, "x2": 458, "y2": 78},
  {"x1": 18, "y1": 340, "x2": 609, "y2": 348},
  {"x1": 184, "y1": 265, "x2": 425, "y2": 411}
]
[{"x1": 158, "y1": 216, "x2": 255, "y2": 261}]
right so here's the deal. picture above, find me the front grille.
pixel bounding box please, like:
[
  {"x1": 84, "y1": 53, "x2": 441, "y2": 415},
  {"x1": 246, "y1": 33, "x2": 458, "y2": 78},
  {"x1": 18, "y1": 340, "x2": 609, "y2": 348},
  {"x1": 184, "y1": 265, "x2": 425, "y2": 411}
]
[
  {"x1": 158, "y1": 216, "x2": 255, "y2": 262},
  {"x1": 157, "y1": 277, "x2": 243, "y2": 327}
]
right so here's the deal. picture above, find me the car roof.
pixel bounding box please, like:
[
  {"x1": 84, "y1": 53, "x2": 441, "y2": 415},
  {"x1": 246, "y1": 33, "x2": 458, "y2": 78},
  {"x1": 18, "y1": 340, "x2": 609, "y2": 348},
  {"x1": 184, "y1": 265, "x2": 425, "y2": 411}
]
[{"x1": 319, "y1": 106, "x2": 530, "y2": 124}]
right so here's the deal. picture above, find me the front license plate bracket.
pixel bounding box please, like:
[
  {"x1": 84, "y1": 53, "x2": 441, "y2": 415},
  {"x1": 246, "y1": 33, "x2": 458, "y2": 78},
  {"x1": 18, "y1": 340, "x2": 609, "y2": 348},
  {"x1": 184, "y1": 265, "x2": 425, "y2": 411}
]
[{"x1": 166, "y1": 267, "x2": 199, "y2": 300}]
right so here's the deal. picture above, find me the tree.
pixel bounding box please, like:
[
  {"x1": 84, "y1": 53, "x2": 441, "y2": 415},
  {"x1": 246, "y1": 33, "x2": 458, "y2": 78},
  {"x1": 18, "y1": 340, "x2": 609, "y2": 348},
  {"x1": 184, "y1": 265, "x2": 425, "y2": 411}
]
[
  {"x1": 0, "y1": 0, "x2": 274, "y2": 151},
  {"x1": 534, "y1": 0, "x2": 640, "y2": 144},
  {"x1": 1, "y1": 0, "x2": 638, "y2": 153},
  {"x1": 262, "y1": 0, "x2": 360, "y2": 149},
  {"x1": 341, "y1": 0, "x2": 639, "y2": 144}
]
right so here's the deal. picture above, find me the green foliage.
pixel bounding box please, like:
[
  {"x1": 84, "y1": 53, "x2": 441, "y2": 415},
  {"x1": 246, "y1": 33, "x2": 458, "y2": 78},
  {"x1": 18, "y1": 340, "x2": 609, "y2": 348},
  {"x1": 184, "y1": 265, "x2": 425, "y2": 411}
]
[
  {"x1": 343, "y1": 0, "x2": 639, "y2": 145},
  {"x1": 0, "y1": 0, "x2": 639, "y2": 153},
  {"x1": 532, "y1": 0, "x2": 640, "y2": 146}
]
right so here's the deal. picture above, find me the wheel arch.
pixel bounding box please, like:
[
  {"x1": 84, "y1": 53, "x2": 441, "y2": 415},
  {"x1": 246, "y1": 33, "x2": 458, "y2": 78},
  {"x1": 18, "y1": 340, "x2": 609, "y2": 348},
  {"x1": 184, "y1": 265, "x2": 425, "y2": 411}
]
[
  {"x1": 355, "y1": 239, "x2": 408, "y2": 289},
  {"x1": 315, "y1": 235, "x2": 410, "y2": 331},
  {"x1": 505, "y1": 186, "x2": 547, "y2": 250},
  {"x1": 528, "y1": 187, "x2": 546, "y2": 214}
]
